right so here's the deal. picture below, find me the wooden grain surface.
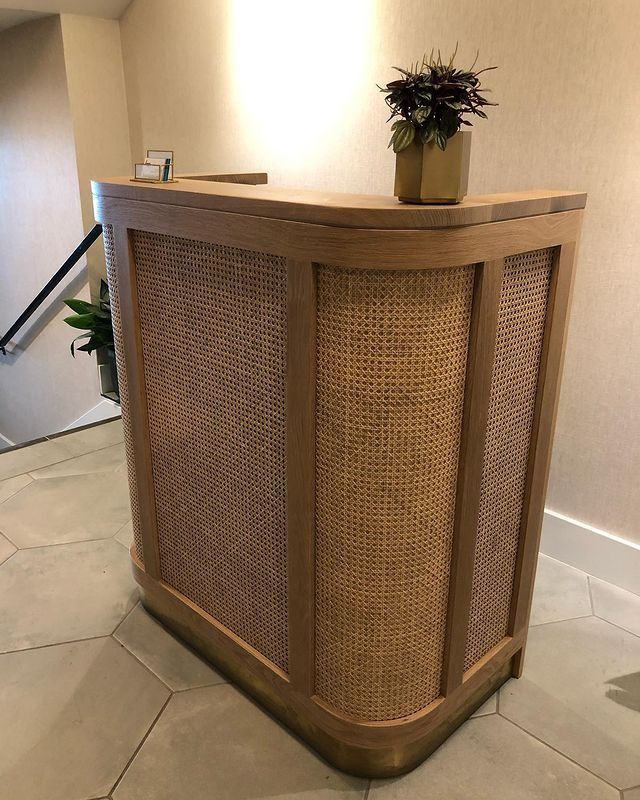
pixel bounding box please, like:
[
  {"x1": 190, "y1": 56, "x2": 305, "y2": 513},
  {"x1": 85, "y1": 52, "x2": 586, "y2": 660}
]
[
  {"x1": 441, "y1": 258, "x2": 505, "y2": 695},
  {"x1": 93, "y1": 177, "x2": 585, "y2": 230},
  {"x1": 94, "y1": 195, "x2": 582, "y2": 270},
  {"x1": 286, "y1": 260, "x2": 317, "y2": 694}
]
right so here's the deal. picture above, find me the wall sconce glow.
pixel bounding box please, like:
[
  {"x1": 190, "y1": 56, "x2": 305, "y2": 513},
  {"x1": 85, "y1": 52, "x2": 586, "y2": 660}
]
[{"x1": 231, "y1": 0, "x2": 372, "y2": 168}]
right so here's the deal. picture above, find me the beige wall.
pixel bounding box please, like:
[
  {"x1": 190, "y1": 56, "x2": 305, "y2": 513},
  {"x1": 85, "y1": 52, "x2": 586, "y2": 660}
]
[
  {"x1": 118, "y1": 0, "x2": 640, "y2": 544},
  {"x1": 0, "y1": 16, "x2": 97, "y2": 444},
  {"x1": 0, "y1": 14, "x2": 131, "y2": 444},
  {"x1": 60, "y1": 14, "x2": 132, "y2": 298}
]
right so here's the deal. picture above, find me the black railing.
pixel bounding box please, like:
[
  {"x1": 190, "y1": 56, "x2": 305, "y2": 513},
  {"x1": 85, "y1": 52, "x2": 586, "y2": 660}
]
[{"x1": 0, "y1": 224, "x2": 103, "y2": 355}]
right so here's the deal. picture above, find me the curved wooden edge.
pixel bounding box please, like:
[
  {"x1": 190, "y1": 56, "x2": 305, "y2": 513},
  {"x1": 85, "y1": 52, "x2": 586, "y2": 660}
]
[
  {"x1": 94, "y1": 195, "x2": 583, "y2": 270},
  {"x1": 130, "y1": 549, "x2": 522, "y2": 777},
  {"x1": 93, "y1": 177, "x2": 586, "y2": 230},
  {"x1": 176, "y1": 172, "x2": 268, "y2": 185}
]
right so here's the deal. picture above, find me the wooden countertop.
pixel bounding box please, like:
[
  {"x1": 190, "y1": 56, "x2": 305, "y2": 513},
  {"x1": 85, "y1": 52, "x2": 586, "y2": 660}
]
[{"x1": 92, "y1": 175, "x2": 586, "y2": 231}]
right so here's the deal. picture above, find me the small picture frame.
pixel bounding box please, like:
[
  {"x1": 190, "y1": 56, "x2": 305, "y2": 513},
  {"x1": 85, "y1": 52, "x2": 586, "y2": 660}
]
[
  {"x1": 131, "y1": 149, "x2": 177, "y2": 183},
  {"x1": 134, "y1": 163, "x2": 163, "y2": 181},
  {"x1": 147, "y1": 149, "x2": 173, "y2": 162}
]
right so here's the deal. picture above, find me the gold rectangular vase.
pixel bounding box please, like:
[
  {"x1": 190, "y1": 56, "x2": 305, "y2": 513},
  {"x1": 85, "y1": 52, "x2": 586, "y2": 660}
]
[{"x1": 395, "y1": 130, "x2": 471, "y2": 204}]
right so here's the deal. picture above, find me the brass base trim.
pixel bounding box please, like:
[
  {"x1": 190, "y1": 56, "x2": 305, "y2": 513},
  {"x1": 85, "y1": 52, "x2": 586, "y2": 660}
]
[
  {"x1": 397, "y1": 197, "x2": 461, "y2": 205},
  {"x1": 131, "y1": 551, "x2": 521, "y2": 777}
]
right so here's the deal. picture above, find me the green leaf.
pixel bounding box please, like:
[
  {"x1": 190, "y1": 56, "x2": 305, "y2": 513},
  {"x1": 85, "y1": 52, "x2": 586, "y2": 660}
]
[
  {"x1": 63, "y1": 313, "x2": 96, "y2": 330},
  {"x1": 391, "y1": 121, "x2": 416, "y2": 153},
  {"x1": 412, "y1": 106, "x2": 430, "y2": 124},
  {"x1": 435, "y1": 130, "x2": 447, "y2": 151},
  {"x1": 64, "y1": 298, "x2": 95, "y2": 314},
  {"x1": 70, "y1": 332, "x2": 90, "y2": 357}
]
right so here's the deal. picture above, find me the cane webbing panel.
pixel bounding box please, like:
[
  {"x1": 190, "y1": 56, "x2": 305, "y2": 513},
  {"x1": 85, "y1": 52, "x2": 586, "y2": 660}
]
[
  {"x1": 132, "y1": 231, "x2": 289, "y2": 672},
  {"x1": 315, "y1": 264, "x2": 474, "y2": 720},
  {"x1": 103, "y1": 225, "x2": 144, "y2": 563},
  {"x1": 464, "y1": 248, "x2": 554, "y2": 671}
]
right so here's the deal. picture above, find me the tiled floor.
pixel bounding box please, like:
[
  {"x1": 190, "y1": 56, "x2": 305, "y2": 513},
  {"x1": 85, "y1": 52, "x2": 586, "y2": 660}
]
[{"x1": 0, "y1": 418, "x2": 638, "y2": 800}]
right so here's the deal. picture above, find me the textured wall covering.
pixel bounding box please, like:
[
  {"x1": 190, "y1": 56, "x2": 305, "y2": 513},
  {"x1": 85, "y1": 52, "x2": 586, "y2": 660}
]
[
  {"x1": 314, "y1": 265, "x2": 474, "y2": 719},
  {"x1": 132, "y1": 232, "x2": 289, "y2": 672},
  {"x1": 0, "y1": 17, "x2": 95, "y2": 443},
  {"x1": 119, "y1": 0, "x2": 640, "y2": 545}
]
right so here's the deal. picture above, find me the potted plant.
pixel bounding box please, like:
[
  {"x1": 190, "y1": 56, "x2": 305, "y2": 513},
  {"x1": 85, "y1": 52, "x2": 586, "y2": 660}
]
[
  {"x1": 63, "y1": 279, "x2": 119, "y2": 401},
  {"x1": 381, "y1": 47, "x2": 497, "y2": 204}
]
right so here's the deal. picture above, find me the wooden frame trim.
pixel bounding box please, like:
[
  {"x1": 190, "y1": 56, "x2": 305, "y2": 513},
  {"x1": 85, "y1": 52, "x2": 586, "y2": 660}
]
[
  {"x1": 112, "y1": 224, "x2": 161, "y2": 578},
  {"x1": 95, "y1": 195, "x2": 582, "y2": 270},
  {"x1": 441, "y1": 258, "x2": 505, "y2": 695},
  {"x1": 111, "y1": 200, "x2": 584, "y2": 777},
  {"x1": 132, "y1": 548, "x2": 521, "y2": 758},
  {"x1": 286, "y1": 260, "x2": 317, "y2": 693},
  {"x1": 508, "y1": 242, "x2": 579, "y2": 670},
  {"x1": 93, "y1": 180, "x2": 586, "y2": 230}
]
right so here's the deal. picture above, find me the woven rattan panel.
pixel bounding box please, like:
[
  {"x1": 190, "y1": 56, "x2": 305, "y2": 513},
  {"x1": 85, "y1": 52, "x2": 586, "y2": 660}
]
[
  {"x1": 464, "y1": 248, "x2": 554, "y2": 672},
  {"x1": 132, "y1": 231, "x2": 289, "y2": 672},
  {"x1": 315, "y1": 264, "x2": 474, "y2": 721},
  {"x1": 103, "y1": 225, "x2": 144, "y2": 563}
]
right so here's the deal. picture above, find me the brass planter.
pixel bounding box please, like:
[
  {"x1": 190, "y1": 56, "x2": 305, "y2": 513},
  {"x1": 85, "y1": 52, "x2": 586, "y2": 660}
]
[{"x1": 395, "y1": 131, "x2": 471, "y2": 204}]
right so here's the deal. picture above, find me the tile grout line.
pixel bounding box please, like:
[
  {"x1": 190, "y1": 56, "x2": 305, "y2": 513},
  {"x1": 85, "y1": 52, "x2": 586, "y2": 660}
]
[
  {"x1": 363, "y1": 778, "x2": 372, "y2": 798},
  {"x1": 0, "y1": 436, "x2": 126, "y2": 484},
  {"x1": 2, "y1": 531, "x2": 132, "y2": 553},
  {"x1": 0, "y1": 546, "x2": 19, "y2": 568},
  {"x1": 108, "y1": 692, "x2": 173, "y2": 797},
  {"x1": 0, "y1": 633, "x2": 108, "y2": 657},
  {"x1": 587, "y1": 575, "x2": 596, "y2": 614},
  {"x1": 0, "y1": 526, "x2": 21, "y2": 549},
  {"x1": 111, "y1": 600, "x2": 140, "y2": 636},
  {"x1": 528, "y1": 613, "x2": 592, "y2": 630},
  {"x1": 109, "y1": 631, "x2": 177, "y2": 694},
  {"x1": 592, "y1": 613, "x2": 640, "y2": 642},
  {"x1": 111, "y1": 604, "x2": 229, "y2": 694},
  {"x1": 0, "y1": 478, "x2": 34, "y2": 508},
  {"x1": 498, "y1": 713, "x2": 623, "y2": 793}
]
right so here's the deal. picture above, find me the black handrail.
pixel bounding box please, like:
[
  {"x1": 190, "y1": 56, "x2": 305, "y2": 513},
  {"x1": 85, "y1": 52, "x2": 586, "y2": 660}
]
[{"x1": 0, "y1": 224, "x2": 103, "y2": 355}]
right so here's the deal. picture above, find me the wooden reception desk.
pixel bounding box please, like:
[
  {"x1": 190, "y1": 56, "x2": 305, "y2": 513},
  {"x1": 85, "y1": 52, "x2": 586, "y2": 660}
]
[{"x1": 93, "y1": 175, "x2": 585, "y2": 777}]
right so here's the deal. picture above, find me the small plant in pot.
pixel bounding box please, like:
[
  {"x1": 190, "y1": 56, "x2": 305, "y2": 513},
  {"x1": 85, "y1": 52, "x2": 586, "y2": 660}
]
[
  {"x1": 381, "y1": 47, "x2": 497, "y2": 204},
  {"x1": 63, "y1": 279, "x2": 119, "y2": 401}
]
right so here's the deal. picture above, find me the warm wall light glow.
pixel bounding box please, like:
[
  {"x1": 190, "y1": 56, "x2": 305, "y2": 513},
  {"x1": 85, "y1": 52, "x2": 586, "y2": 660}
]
[{"x1": 230, "y1": 0, "x2": 372, "y2": 168}]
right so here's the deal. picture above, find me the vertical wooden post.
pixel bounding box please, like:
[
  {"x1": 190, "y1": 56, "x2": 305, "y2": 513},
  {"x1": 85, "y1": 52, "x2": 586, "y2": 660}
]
[
  {"x1": 509, "y1": 242, "x2": 578, "y2": 675},
  {"x1": 286, "y1": 259, "x2": 316, "y2": 693},
  {"x1": 441, "y1": 258, "x2": 505, "y2": 695},
  {"x1": 112, "y1": 224, "x2": 161, "y2": 579}
]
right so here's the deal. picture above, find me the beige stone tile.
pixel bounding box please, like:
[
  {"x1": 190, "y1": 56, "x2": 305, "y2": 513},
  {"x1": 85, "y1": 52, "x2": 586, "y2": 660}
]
[
  {"x1": 0, "y1": 532, "x2": 16, "y2": 565},
  {"x1": 0, "y1": 473, "x2": 32, "y2": 503},
  {"x1": 30, "y1": 442, "x2": 125, "y2": 478},
  {"x1": 0, "y1": 438, "x2": 75, "y2": 481},
  {"x1": 369, "y1": 715, "x2": 617, "y2": 800},
  {"x1": 113, "y1": 684, "x2": 367, "y2": 800},
  {"x1": 500, "y1": 616, "x2": 640, "y2": 789},
  {"x1": 530, "y1": 554, "x2": 591, "y2": 626},
  {"x1": 623, "y1": 788, "x2": 640, "y2": 799},
  {"x1": 0, "y1": 470, "x2": 131, "y2": 547},
  {"x1": 0, "y1": 538, "x2": 138, "y2": 652},
  {"x1": 57, "y1": 418, "x2": 123, "y2": 456},
  {"x1": 471, "y1": 692, "x2": 497, "y2": 717},
  {"x1": 0, "y1": 637, "x2": 169, "y2": 800},
  {"x1": 591, "y1": 577, "x2": 640, "y2": 638},
  {"x1": 115, "y1": 605, "x2": 226, "y2": 691},
  {"x1": 115, "y1": 519, "x2": 134, "y2": 550}
]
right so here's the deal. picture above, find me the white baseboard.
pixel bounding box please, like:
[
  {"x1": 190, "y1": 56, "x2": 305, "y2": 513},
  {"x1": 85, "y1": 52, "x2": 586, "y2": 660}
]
[
  {"x1": 62, "y1": 399, "x2": 121, "y2": 432},
  {"x1": 540, "y1": 509, "x2": 640, "y2": 596},
  {"x1": 0, "y1": 431, "x2": 15, "y2": 448}
]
